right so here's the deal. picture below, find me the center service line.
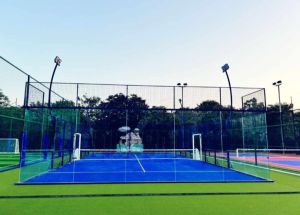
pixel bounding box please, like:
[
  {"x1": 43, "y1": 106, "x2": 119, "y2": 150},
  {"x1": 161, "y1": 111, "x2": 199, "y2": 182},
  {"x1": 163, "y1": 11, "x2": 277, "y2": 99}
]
[{"x1": 135, "y1": 154, "x2": 146, "y2": 173}]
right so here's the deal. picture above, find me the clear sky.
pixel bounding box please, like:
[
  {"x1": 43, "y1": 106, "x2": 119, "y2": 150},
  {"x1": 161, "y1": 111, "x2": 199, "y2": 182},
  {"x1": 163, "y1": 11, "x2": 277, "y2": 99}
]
[{"x1": 1, "y1": 0, "x2": 300, "y2": 108}]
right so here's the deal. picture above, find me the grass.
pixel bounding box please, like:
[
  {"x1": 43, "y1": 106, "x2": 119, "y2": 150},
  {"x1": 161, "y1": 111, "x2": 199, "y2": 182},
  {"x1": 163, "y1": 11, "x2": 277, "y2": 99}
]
[
  {"x1": 1, "y1": 194, "x2": 300, "y2": 215},
  {"x1": 0, "y1": 154, "x2": 19, "y2": 171},
  {"x1": 206, "y1": 155, "x2": 270, "y2": 178},
  {"x1": 0, "y1": 168, "x2": 300, "y2": 214}
]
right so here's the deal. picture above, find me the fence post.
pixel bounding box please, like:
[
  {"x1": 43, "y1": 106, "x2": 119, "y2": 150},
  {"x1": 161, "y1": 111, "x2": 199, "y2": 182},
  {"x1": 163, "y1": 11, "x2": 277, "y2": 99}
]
[
  {"x1": 254, "y1": 148, "x2": 258, "y2": 165},
  {"x1": 23, "y1": 75, "x2": 30, "y2": 107},
  {"x1": 173, "y1": 86, "x2": 175, "y2": 109},
  {"x1": 61, "y1": 150, "x2": 64, "y2": 166},
  {"x1": 291, "y1": 110, "x2": 299, "y2": 149}
]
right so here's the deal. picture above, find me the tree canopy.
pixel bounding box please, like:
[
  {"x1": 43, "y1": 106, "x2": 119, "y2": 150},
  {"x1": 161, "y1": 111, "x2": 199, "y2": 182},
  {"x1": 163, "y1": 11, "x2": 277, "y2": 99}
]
[
  {"x1": 196, "y1": 100, "x2": 222, "y2": 110},
  {"x1": 0, "y1": 89, "x2": 10, "y2": 107}
]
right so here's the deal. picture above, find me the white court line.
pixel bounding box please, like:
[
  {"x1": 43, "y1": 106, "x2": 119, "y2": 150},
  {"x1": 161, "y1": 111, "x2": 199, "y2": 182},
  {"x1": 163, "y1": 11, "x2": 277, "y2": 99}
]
[
  {"x1": 76, "y1": 157, "x2": 191, "y2": 161},
  {"x1": 230, "y1": 159, "x2": 300, "y2": 177},
  {"x1": 269, "y1": 167, "x2": 300, "y2": 177},
  {"x1": 134, "y1": 154, "x2": 146, "y2": 173},
  {"x1": 48, "y1": 170, "x2": 234, "y2": 174},
  {"x1": 0, "y1": 163, "x2": 18, "y2": 170}
]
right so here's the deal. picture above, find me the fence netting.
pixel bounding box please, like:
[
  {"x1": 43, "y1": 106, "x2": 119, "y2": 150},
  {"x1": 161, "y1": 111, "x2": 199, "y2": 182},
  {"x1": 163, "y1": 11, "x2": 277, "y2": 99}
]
[{"x1": 17, "y1": 82, "x2": 272, "y2": 183}]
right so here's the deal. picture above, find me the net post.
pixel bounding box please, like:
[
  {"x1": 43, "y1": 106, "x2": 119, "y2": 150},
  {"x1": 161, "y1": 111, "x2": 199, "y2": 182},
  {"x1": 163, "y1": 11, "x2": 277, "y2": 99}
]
[
  {"x1": 254, "y1": 148, "x2": 258, "y2": 165},
  {"x1": 227, "y1": 151, "x2": 230, "y2": 168},
  {"x1": 69, "y1": 150, "x2": 72, "y2": 162},
  {"x1": 214, "y1": 150, "x2": 217, "y2": 165},
  {"x1": 51, "y1": 151, "x2": 54, "y2": 169},
  {"x1": 61, "y1": 150, "x2": 64, "y2": 166}
]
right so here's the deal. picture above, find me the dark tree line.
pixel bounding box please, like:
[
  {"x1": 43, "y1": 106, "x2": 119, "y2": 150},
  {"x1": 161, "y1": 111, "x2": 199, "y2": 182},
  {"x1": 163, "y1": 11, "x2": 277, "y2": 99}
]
[{"x1": 0, "y1": 88, "x2": 299, "y2": 151}]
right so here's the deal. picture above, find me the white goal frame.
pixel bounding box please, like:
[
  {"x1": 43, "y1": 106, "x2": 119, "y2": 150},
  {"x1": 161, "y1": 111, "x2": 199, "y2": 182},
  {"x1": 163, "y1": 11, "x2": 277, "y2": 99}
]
[
  {"x1": 0, "y1": 138, "x2": 19, "y2": 154},
  {"x1": 72, "y1": 133, "x2": 82, "y2": 160},
  {"x1": 192, "y1": 133, "x2": 202, "y2": 160}
]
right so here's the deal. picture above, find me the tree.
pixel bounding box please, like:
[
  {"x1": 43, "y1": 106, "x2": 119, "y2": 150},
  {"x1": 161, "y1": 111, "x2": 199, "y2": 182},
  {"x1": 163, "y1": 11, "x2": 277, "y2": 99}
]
[
  {"x1": 99, "y1": 93, "x2": 148, "y2": 129},
  {"x1": 267, "y1": 103, "x2": 293, "y2": 112},
  {"x1": 52, "y1": 100, "x2": 75, "y2": 108},
  {"x1": 138, "y1": 106, "x2": 174, "y2": 149},
  {"x1": 78, "y1": 93, "x2": 149, "y2": 148},
  {"x1": 195, "y1": 100, "x2": 240, "y2": 150},
  {"x1": 0, "y1": 89, "x2": 25, "y2": 148},
  {"x1": 80, "y1": 95, "x2": 101, "y2": 108},
  {"x1": 0, "y1": 89, "x2": 10, "y2": 107},
  {"x1": 243, "y1": 98, "x2": 265, "y2": 110},
  {"x1": 267, "y1": 103, "x2": 296, "y2": 148},
  {"x1": 196, "y1": 100, "x2": 222, "y2": 111},
  {"x1": 79, "y1": 95, "x2": 102, "y2": 122}
]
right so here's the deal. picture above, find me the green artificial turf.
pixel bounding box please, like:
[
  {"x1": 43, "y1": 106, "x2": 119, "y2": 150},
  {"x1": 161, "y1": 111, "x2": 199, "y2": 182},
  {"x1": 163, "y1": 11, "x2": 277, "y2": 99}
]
[
  {"x1": 1, "y1": 194, "x2": 300, "y2": 215},
  {"x1": 0, "y1": 169, "x2": 300, "y2": 214},
  {"x1": 0, "y1": 154, "x2": 19, "y2": 171}
]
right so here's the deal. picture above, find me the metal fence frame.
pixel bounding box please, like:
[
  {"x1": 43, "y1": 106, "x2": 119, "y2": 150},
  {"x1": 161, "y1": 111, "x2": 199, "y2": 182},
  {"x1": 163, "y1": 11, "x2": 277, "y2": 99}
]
[{"x1": 24, "y1": 81, "x2": 266, "y2": 112}]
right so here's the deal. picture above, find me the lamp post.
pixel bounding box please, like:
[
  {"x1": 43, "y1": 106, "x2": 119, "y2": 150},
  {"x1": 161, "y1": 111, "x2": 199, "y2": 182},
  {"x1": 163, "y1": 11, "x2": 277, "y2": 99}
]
[
  {"x1": 48, "y1": 56, "x2": 62, "y2": 107},
  {"x1": 177, "y1": 82, "x2": 188, "y2": 149},
  {"x1": 221, "y1": 64, "x2": 232, "y2": 110},
  {"x1": 177, "y1": 83, "x2": 187, "y2": 109},
  {"x1": 221, "y1": 64, "x2": 232, "y2": 151},
  {"x1": 272, "y1": 80, "x2": 284, "y2": 149}
]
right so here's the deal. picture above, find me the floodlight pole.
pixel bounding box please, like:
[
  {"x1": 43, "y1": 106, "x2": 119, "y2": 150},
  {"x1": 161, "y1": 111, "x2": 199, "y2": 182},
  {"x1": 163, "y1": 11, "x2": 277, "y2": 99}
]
[
  {"x1": 181, "y1": 86, "x2": 184, "y2": 108},
  {"x1": 177, "y1": 83, "x2": 187, "y2": 109},
  {"x1": 177, "y1": 83, "x2": 188, "y2": 149},
  {"x1": 221, "y1": 64, "x2": 232, "y2": 110},
  {"x1": 273, "y1": 80, "x2": 284, "y2": 149},
  {"x1": 221, "y1": 64, "x2": 232, "y2": 151},
  {"x1": 48, "y1": 56, "x2": 62, "y2": 107}
]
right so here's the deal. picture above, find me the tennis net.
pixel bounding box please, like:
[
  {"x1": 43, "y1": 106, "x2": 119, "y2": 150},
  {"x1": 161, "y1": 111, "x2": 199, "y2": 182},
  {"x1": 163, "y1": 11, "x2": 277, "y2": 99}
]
[
  {"x1": 79, "y1": 148, "x2": 202, "y2": 160},
  {"x1": 235, "y1": 148, "x2": 300, "y2": 158}
]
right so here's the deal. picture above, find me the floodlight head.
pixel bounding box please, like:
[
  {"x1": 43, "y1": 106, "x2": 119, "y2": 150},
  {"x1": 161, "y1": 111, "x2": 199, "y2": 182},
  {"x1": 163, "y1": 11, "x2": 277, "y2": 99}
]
[
  {"x1": 177, "y1": 83, "x2": 181, "y2": 86},
  {"x1": 54, "y1": 56, "x2": 62, "y2": 66},
  {"x1": 273, "y1": 80, "x2": 282, "y2": 86},
  {"x1": 183, "y1": 83, "x2": 188, "y2": 86},
  {"x1": 221, "y1": 64, "x2": 229, "y2": 73}
]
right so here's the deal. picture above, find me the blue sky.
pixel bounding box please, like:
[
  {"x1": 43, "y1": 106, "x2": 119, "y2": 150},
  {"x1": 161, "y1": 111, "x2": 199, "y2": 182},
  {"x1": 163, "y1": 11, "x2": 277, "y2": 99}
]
[{"x1": 1, "y1": 0, "x2": 300, "y2": 108}]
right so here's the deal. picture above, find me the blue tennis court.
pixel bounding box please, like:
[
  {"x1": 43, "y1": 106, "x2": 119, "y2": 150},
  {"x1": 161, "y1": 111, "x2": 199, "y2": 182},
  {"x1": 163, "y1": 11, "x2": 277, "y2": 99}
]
[{"x1": 24, "y1": 152, "x2": 266, "y2": 184}]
